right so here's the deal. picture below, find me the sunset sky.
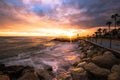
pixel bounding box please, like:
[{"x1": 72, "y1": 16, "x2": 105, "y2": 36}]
[{"x1": 0, "y1": 0, "x2": 120, "y2": 36}]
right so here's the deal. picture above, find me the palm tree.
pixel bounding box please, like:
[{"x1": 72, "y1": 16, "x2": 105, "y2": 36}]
[
  {"x1": 106, "y1": 21, "x2": 112, "y2": 33},
  {"x1": 117, "y1": 20, "x2": 120, "y2": 27},
  {"x1": 95, "y1": 32, "x2": 98, "y2": 43},
  {"x1": 103, "y1": 29, "x2": 107, "y2": 36},
  {"x1": 97, "y1": 28, "x2": 102, "y2": 38},
  {"x1": 106, "y1": 21, "x2": 112, "y2": 48},
  {"x1": 111, "y1": 14, "x2": 119, "y2": 29}
]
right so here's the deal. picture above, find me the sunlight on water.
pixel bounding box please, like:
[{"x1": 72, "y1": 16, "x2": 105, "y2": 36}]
[{"x1": 0, "y1": 37, "x2": 80, "y2": 73}]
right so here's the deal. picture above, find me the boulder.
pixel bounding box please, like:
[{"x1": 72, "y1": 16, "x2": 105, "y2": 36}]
[
  {"x1": 86, "y1": 50, "x2": 95, "y2": 57},
  {"x1": 0, "y1": 71, "x2": 3, "y2": 75},
  {"x1": 82, "y1": 58, "x2": 91, "y2": 62},
  {"x1": 84, "y1": 63, "x2": 110, "y2": 77},
  {"x1": 71, "y1": 67, "x2": 88, "y2": 80},
  {"x1": 77, "y1": 62, "x2": 87, "y2": 68},
  {"x1": 80, "y1": 53, "x2": 87, "y2": 59},
  {"x1": 57, "y1": 73, "x2": 71, "y2": 80},
  {"x1": 43, "y1": 65, "x2": 53, "y2": 72},
  {"x1": 92, "y1": 52, "x2": 118, "y2": 68},
  {"x1": 18, "y1": 72, "x2": 39, "y2": 80},
  {"x1": 23, "y1": 66, "x2": 34, "y2": 73},
  {"x1": 0, "y1": 64, "x2": 5, "y2": 71},
  {"x1": 0, "y1": 75, "x2": 10, "y2": 80},
  {"x1": 5, "y1": 66, "x2": 25, "y2": 79},
  {"x1": 108, "y1": 72, "x2": 120, "y2": 80},
  {"x1": 111, "y1": 64, "x2": 120, "y2": 74},
  {"x1": 72, "y1": 61, "x2": 80, "y2": 67},
  {"x1": 36, "y1": 69, "x2": 53, "y2": 80},
  {"x1": 108, "y1": 64, "x2": 120, "y2": 80}
]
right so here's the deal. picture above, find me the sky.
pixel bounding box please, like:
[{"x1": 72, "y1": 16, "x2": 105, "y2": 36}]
[{"x1": 0, "y1": 0, "x2": 120, "y2": 36}]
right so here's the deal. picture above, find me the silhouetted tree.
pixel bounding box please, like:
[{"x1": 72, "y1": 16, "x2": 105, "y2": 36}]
[
  {"x1": 97, "y1": 28, "x2": 102, "y2": 38},
  {"x1": 111, "y1": 14, "x2": 119, "y2": 29},
  {"x1": 103, "y1": 29, "x2": 107, "y2": 36},
  {"x1": 106, "y1": 21, "x2": 112, "y2": 48},
  {"x1": 106, "y1": 21, "x2": 112, "y2": 33},
  {"x1": 95, "y1": 32, "x2": 98, "y2": 43},
  {"x1": 117, "y1": 20, "x2": 120, "y2": 26}
]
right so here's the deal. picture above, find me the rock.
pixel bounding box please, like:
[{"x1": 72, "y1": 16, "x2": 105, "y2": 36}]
[
  {"x1": 108, "y1": 64, "x2": 120, "y2": 80},
  {"x1": 86, "y1": 50, "x2": 95, "y2": 57},
  {"x1": 111, "y1": 64, "x2": 120, "y2": 74},
  {"x1": 56, "y1": 68, "x2": 67, "y2": 74},
  {"x1": 72, "y1": 61, "x2": 80, "y2": 67},
  {"x1": 92, "y1": 52, "x2": 118, "y2": 68},
  {"x1": 84, "y1": 63, "x2": 110, "y2": 77},
  {"x1": 82, "y1": 58, "x2": 91, "y2": 62},
  {"x1": 36, "y1": 69, "x2": 53, "y2": 80},
  {"x1": 80, "y1": 53, "x2": 87, "y2": 59},
  {"x1": 0, "y1": 64, "x2": 5, "y2": 71},
  {"x1": 5, "y1": 66, "x2": 25, "y2": 79},
  {"x1": 108, "y1": 72, "x2": 120, "y2": 80},
  {"x1": 78, "y1": 47, "x2": 83, "y2": 50},
  {"x1": 71, "y1": 67, "x2": 88, "y2": 80},
  {"x1": 0, "y1": 75, "x2": 10, "y2": 80},
  {"x1": 103, "y1": 51, "x2": 112, "y2": 56},
  {"x1": 57, "y1": 73, "x2": 71, "y2": 80},
  {"x1": 18, "y1": 72, "x2": 39, "y2": 80},
  {"x1": 44, "y1": 65, "x2": 53, "y2": 72},
  {"x1": 88, "y1": 46, "x2": 94, "y2": 50},
  {"x1": 0, "y1": 71, "x2": 3, "y2": 75},
  {"x1": 77, "y1": 62, "x2": 87, "y2": 68},
  {"x1": 23, "y1": 66, "x2": 34, "y2": 73}
]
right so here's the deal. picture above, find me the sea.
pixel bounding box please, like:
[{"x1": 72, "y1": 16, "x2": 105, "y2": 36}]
[{"x1": 0, "y1": 36, "x2": 81, "y2": 72}]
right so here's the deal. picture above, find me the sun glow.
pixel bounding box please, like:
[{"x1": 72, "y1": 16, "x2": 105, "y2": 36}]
[
  {"x1": 67, "y1": 32, "x2": 74, "y2": 38},
  {"x1": 0, "y1": 28, "x2": 93, "y2": 37}
]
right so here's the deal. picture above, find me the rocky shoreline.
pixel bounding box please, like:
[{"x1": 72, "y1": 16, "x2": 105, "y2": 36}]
[{"x1": 0, "y1": 40, "x2": 120, "y2": 80}]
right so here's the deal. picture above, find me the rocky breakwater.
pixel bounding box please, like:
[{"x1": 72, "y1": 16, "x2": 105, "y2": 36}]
[
  {"x1": 70, "y1": 40, "x2": 120, "y2": 80},
  {"x1": 0, "y1": 64, "x2": 54, "y2": 80}
]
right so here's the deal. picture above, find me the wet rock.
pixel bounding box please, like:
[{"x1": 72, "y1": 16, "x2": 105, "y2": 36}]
[
  {"x1": 78, "y1": 47, "x2": 83, "y2": 50},
  {"x1": 23, "y1": 66, "x2": 34, "y2": 73},
  {"x1": 111, "y1": 64, "x2": 120, "y2": 73},
  {"x1": 92, "y1": 52, "x2": 118, "y2": 69},
  {"x1": 0, "y1": 75, "x2": 10, "y2": 80},
  {"x1": 77, "y1": 61, "x2": 87, "y2": 68},
  {"x1": 108, "y1": 64, "x2": 120, "y2": 80},
  {"x1": 0, "y1": 71, "x2": 3, "y2": 75},
  {"x1": 82, "y1": 58, "x2": 91, "y2": 62},
  {"x1": 86, "y1": 50, "x2": 95, "y2": 57},
  {"x1": 5, "y1": 66, "x2": 25, "y2": 79},
  {"x1": 44, "y1": 65, "x2": 53, "y2": 72},
  {"x1": 71, "y1": 67, "x2": 88, "y2": 80},
  {"x1": 57, "y1": 73, "x2": 71, "y2": 80},
  {"x1": 36, "y1": 69, "x2": 53, "y2": 80},
  {"x1": 72, "y1": 61, "x2": 80, "y2": 67},
  {"x1": 18, "y1": 72, "x2": 39, "y2": 80},
  {"x1": 0, "y1": 64, "x2": 5, "y2": 71},
  {"x1": 103, "y1": 51, "x2": 112, "y2": 56},
  {"x1": 108, "y1": 72, "x2": 120, "y2": 80},
  {"x1": 84, "y1": 63, "x2": 110, "y2": 77},
  {"x1": 56, "y1": 68, "x2": 67, "y2": 74},
  {"x1": 80, "y1": 53, "x2": 87, "y2": 59}
]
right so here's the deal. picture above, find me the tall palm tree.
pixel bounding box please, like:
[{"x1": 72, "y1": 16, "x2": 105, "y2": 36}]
[
  {"x1": 106, "y1": 21, "x2": 112, "y2": 32},
  {"x1": 106, "y1": 21, "x2": 112, "y2": 48},
  {"x1": 111, "y1": 14, "x2": 119, "y2": 29},
  {"x1": 97, "y1": 28, "x2": 102, "y2": 38}
]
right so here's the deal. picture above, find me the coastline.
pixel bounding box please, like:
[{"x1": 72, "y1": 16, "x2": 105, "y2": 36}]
[{"x1": 0, "y1": 39, "x2": 120, "y2": 80}]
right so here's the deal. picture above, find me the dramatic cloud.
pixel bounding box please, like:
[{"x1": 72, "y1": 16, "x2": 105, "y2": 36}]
[{"x1": 0, "y1": 0, "x2": 120, "y2": 36}]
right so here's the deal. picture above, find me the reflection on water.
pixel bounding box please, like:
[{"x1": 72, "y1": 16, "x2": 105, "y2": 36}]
[{"x1": 0, "y1": 37, "x2": 80, "y2": 73}]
